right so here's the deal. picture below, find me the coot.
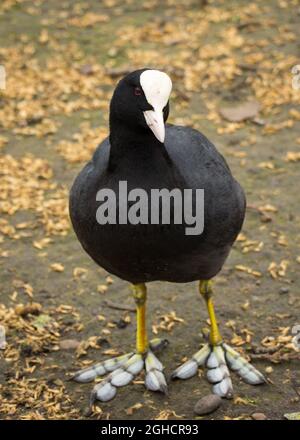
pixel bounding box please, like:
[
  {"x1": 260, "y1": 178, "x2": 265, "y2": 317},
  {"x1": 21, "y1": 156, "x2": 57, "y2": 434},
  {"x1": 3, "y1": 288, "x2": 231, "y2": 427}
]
[{"x1": 69, "y1": 69, "x2": 265, "y2": 406}]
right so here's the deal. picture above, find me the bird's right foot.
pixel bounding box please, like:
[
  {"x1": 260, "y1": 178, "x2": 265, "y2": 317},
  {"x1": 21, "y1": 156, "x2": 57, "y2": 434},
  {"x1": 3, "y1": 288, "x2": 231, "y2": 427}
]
[{"x1": 70, "y1": 338, "x2": 168, "y2": 408}]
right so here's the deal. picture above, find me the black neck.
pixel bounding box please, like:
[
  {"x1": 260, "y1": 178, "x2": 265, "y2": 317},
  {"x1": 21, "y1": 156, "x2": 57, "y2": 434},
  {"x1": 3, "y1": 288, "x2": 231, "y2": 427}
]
[
  {"x1": 107, "y1": 119, "x2": 185, "y2": 188},
  {"x1": 108, "y1": 119, "x2": 171, "y2": 170}
]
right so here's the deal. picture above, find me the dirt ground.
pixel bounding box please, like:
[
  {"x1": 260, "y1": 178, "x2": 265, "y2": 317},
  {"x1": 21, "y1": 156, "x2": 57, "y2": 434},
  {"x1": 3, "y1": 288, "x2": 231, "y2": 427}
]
[{"x1": 0, "y1": 0, "x2": 300, "y2": 420}]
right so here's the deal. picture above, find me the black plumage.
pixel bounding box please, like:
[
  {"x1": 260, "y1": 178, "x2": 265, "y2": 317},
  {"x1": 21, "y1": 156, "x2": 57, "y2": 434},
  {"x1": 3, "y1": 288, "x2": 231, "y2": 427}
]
[{"x1": 69, "y1": 69, "x2": 246, "y2": 285}]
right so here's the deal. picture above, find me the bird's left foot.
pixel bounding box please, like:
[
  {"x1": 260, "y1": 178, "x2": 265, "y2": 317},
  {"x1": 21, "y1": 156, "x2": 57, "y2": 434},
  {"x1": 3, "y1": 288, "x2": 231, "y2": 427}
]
[{"x1": 171, "y1": 342, "x2": 266, "y2": 399}]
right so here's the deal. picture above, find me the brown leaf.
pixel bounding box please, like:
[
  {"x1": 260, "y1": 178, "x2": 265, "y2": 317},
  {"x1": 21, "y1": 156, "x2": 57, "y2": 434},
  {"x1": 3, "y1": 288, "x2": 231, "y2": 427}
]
[{"x1": 219, "y1": 101, "x2": 260, "y2": 122}]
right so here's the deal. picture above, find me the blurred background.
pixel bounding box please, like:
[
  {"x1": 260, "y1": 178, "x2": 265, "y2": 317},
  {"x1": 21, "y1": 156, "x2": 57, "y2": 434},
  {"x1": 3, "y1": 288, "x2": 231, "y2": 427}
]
[{"x1": 0, "y1": 0, "x2": 299, "y2": 420}]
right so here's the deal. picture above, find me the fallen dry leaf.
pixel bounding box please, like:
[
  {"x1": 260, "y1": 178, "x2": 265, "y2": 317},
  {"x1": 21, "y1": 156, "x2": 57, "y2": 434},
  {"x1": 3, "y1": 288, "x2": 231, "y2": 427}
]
[
  {"x1": 50, "y1": 263, "x2": 65, "y2": 272},
  {"x1": 285, "y1": 151, "x2": 300, "y2": 162},
  {"x1": 219, "y1": 100, "x2": 260, "y2": 122}
]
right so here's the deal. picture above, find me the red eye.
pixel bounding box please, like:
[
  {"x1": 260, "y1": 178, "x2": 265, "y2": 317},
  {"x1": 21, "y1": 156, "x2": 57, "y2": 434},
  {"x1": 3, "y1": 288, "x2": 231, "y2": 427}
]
[{"x1": 134, "y1": 86, "x2": 142, "y2": 96}]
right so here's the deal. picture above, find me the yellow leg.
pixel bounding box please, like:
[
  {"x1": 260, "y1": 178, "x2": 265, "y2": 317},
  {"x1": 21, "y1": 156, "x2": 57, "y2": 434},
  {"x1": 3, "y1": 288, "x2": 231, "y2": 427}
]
[
  {"x1": 132, "y1": 283, "x2": 148, "y2": 354},
  {"x1": 199, "y1": 280, "x2": 222, "y2": 346},
  {"x1": 172, "y1": 280, "x2": 265, "y2": 396}
]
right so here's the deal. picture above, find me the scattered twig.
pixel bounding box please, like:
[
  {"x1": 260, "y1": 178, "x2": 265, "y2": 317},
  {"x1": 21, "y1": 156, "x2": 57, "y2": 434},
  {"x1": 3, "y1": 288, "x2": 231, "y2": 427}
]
[
  {"x1": 250, "y1": 345, "x2": 281, "y2": 355},
  {"x1": 236, "y1": 21, "x2": 261, "y2": 30},
  {"x1": 103, "y1": 299, "x2": 135, "y2": 312},
  {"x1": 250, "y1": 352, "x2": 300, "y2": 362}
]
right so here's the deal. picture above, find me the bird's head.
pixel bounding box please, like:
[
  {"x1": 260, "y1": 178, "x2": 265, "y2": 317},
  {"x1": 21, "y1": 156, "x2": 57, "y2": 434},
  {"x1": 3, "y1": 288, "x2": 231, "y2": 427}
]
[{"x1": 109, "y1": 68, "x2": 172, "y2": 143}]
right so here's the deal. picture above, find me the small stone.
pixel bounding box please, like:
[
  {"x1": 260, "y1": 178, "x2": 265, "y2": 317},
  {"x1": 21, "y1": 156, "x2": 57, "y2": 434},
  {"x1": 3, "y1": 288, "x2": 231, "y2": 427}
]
[
  {"x1": 251, "y1": 412, "x2": 267, "y2": 420},
  {"x1": 279, "y1": 287, "x2": 289, "y2": 295},
  {"x1": 265, "y1": 366, "x2": 273, "y2": 374},
  {"x1": 194, "y1": 394, "x2": 222, "y2": 416},
  {"x1": 59, "y1": 339, "x2": 80, "y2": 350}
]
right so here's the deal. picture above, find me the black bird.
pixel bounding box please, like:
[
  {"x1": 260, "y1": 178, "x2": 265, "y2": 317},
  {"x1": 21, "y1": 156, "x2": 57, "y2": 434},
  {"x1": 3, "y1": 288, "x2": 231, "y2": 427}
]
[{"x1": 69, "y1": 69, "x2": 265, "y2": 404}]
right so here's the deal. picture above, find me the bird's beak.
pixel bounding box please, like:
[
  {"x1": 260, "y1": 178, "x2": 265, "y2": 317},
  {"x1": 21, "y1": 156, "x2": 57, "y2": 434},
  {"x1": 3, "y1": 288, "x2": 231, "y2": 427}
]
[{"x1": 143, "y1": 107, "x2": 165, "y2": 143}]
